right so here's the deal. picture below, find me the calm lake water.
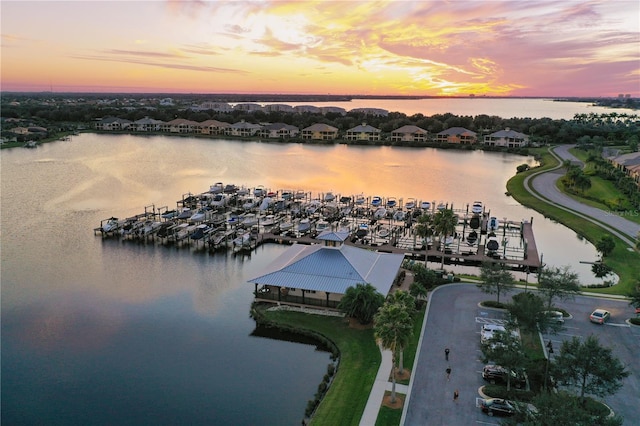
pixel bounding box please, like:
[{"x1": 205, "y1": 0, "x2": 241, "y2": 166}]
[
  {"x1": 254, "y1": 98, "x2": 637, "y2": 120},
  {"x1": 1, "y1": 129, "x2": 601, "y2": 424}
]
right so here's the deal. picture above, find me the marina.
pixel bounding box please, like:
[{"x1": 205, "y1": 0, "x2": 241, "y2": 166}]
[{"x1": 94, "y1": 184, "x2": 542, "y2": 273}]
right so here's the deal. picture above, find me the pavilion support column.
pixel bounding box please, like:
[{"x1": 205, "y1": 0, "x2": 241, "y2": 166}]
[
  {"x1": 278, "y1": 287, "x2": 282, "y2": 302},
  {"x1": 326, "y1": 292, "x2": 330, "y2": 307},
  {"x1": 302, "y1": 290, "x2": 306, "y2": 305}
]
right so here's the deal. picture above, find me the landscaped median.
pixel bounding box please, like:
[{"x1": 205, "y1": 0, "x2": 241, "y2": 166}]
[{"x1": 506, "y1": 147, "x2": 640, "y2": 293}]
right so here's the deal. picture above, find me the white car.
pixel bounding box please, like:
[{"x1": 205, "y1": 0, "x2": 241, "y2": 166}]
[
  {"x1": 481, "y1": 324, "x2": 506, "y2": 342},
  {"x1": 542, "y1": 310, "x2": 564, "y2": 323}
]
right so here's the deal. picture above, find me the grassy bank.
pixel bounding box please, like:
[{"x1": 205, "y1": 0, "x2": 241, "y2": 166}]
[{"x1": 506, "y1": 148, "x2": 639, "y2": 294}]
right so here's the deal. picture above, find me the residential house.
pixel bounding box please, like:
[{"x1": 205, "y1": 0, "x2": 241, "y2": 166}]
[
  {"x1": 258, "y1": 122, "x2": 299, "y2": 139},
  {"x1": 233, "y1": 103, "x2": 263, "y2": 112},
  {"x1": 350, "y1": 107, "x2": 389, "y2": 117},
  {"x1": 194, "y1": 102, "x2": 233, "y2": 112},
  {"x1": 390, "y1": 125, "x2": 428, "y2": 143},
  {"x1": 95, "y1": 117, "x2": 132, "y2": 131},
  {"x1": 436, "y1": 127, "x2": 477, "y2": 144},
  {"x1": 294, "y1": 105, "x2": 321, "y2": 114},
  {"x1": 345, "y1": 123, "x2": 381, "y2": 141},
  {"x1": 199, "y1": 119, "x2": 231, "y2": 135},
  {"x1": 228, "y1": 120, "x2": 262, "y2": 137},
  {"x1": 162, "y1": 118, "x2": 199, "y2": 133},
  {"x1": 301, "y1": 123, "x2": 339, "y2": 140},
  {"x1": 609, "y1": 151, "x2": 640, "y2": 186},
  {"x1": 320, "y1": 106, "x2": 347, "y2": 115},
  {"x1": 484, "y1": 128, "x2": 529, "y2": 148},
  {"x1": 131, "y1": 117, "x2": 163, "y2": 132},
  {"x1": 263, "y1": 104, "x2": 295, "y2": 113}
]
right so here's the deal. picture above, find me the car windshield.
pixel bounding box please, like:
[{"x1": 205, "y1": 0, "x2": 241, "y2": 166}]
[{"x1": 593, "y1": 312, "x2": 603, "y2": 317}]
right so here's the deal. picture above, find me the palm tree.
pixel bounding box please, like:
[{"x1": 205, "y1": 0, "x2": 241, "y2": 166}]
[
  {"x1": 433, "y1": 208, "x2": 458, "y2": 269},
  {"x1": 386, "y1": 290, "x2": 416, "y2": 374},
  {"x1": 414, "y1": 213, "x2": 434, "y2": 266},
  {"x1": 374, "y1": 301, "x2": 414, "y2": 404},
  {"x1": 337, "y1": 283, "x2": 385, "y2": 325}
]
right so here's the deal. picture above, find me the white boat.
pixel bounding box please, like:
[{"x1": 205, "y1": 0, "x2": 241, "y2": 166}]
[
  {"x1": 371, "y1": 196, "x2": 382, "y2": 207},
  {"x1": 176, "y1": 208, "x2": 192, "y2": 220},
  {"x1": 281, "y1": 190, "x2": 293, "y2": 200},
  {"x1": 297, "y1": 218, "x2": 312, "y2": 233},
  {"x1": 373, "y1": 207, "x2": 387, "y2": 219},
  {"x1": 405, "y1": 198, "x2": 416, "y2": 210},
  {"x1": 209, "y1": 182, "x2": 224, "y2": 194},
  {"x1": 378, "y1": 227, "x2": 390, "y2": 238},
  {"x1": 241, "y1": 213, "x2": 259, "y2": 227},
  {"x1": 279, "y1": 221, "x2": 294, "y2": 231},
  {"x1": 305, "y1": 200, "x2": 322, "y2": 215},
  {"x1": 259, "y1": 197, "x2": 273, "y2": 211},
  {"x1": 101, "y1": 217, "x2": 121, "y2": 232},
  {"x1": 393, "y1": 210, "x2": 405, "y2": 221},
  {"x1": 324, "y1": 192, "x2": 335, "y2": 202},
  {"x1": 386, "y1": 197, "x2": 397, "y2": 208},
  {"x1": 232, "y1": 232, "x2": 251, "y2": 247},
  {"x1": 141, "y1": 220, "x2": 162, "y2": 236},
  {"x1": 295, "y1": 190, "x2": 306, "y2": 200},
  {"x1": 436, "y1": 202, "x2": 446, "y2": 211},
  {"x1": 355, "y1": 194, "x2": 366, "y2": 205},
  {"x1": 189, "y1": 208, "x2": 208, "y2": 222},
  {"x1": 356, "y1": 223, "x2": 369, "y2": 238},
  {"x1": 210, "y1": 193, "x2": 227, "y2": 207},
  {"x1": 315, "y1": 219, "x2": 329, "y2": 232},
  {"x1": 261, "y1": 214, "x2": 279, "y2": 227},
  {"x1": 471, "y1": 201, "x2": 483, "y2": 215},
  {"x1": 420, "y1": 200, "x2": 431, "y2": 210},
  {"x1": 253, "y1": 185, "x2": 266, "y2": 197},
  {"x1": 242, "y1": 197, "x2": 259, "y2": 210}
]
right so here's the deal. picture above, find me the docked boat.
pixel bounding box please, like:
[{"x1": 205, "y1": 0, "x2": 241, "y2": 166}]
[
  {"x1": 339, "y1": 195, "x2": 352, "y2": 204},
  {"x1": 209, "y1": 182, "x2": 224, "y2": 194},
  {"x1": 405, "y1": 198, "x2": 416, "y2": 210},
  {"x1": 355, "y1": 194, "x2": 366, "y2": 205},
  {"x1": 253, "y1": 185, "x2": 266, "y2": 197},
  {"x1": 378, "y1": 227, "x2": 390, "y2": 239},
  {"x1": 240, "y1": 213, "x2": 259, "y2": 227},
  {"x1": 295, "y1": 190, "x2": 307, "y2": 200},
  {"x1": 489, "y1": 216, "x2": 499, "y2": 231},
  {"x1": 259, "y1": 197, "x2": 273, "y2": 211},
  {"x1": 297, "y1": 218, "x2": 312, "y2": 234},
  {"x1": 373, "y1": 207, "x2": 387, "y2": 219},
  {"x1": 232, "y1": 232, "x2": 251, "y2": 247},
  {"x1": 420, "y1": 200, "x2": 432, "y2": 210},
  {"x1": 324, "y1": 192, "x2": 335, "y2": 202},
  {"x1": 210, "y1": 193, "x2": 227, "y2": 207},
  {"x1": 261, "y1": 214, "x2": 279, "y2": 227},
  {"x1": 393, "y1": 210, "x2": 405, "y2": 221},
  {"x1": 486, "y1": 233, "x2": 500, "y2": 252},
  {"x1": 471, "y1": 201, "x2": 483, "y2": 215},
  {"x1": 315, "y1": 219, "x2": 329, "y2": 232},
  {"x1": 189, "y1": 208, "x2": 208, "y2": 222},
  {"x1": 466, "y1": 230, "x2": 478, "y2": 245},
  {"x1": 279, "y1": 221, "x2": 294, "y2": 231},
  {"x1": 281, "y1": 190, "x2": 293, "y2": 200},
  {"x1": 101, "y1": 217, "x2": 121, "y2": 233},
  {"x1": 436, "y1": 202, "x2": 446, "y2": 211},
  {"x1": 161, "y1": 210, "x2": 177, "y2": 220},
  {"x1": 386, "y1": 197, "x2": 397, "y2": 208},
  {"x1": 469, "y1": 215, "x2": 481, "y2": 229},
  {"x1": 371, "y1": 196, "x2": 383, "y2": 207},
  {"x1": 176, "y1": 208, "x2": 192, "y2": 220},
  {"x1": 356, "y1": 223, "x2": 369, "y2": 238}
]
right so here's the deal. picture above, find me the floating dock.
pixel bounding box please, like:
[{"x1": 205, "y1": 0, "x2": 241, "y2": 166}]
[{"x1": 94, "y1": 186, "x2": 542, "y2": 273}]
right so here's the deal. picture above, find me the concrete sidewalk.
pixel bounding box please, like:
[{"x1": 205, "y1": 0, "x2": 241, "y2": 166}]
[{"x1": 359, "y1": 346, "x2": 409, "y2": 426}]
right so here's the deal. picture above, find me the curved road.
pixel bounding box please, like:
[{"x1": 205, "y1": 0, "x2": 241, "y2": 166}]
[{"x1": 526, "y1": 144, "x2": 640, "y2": 246}]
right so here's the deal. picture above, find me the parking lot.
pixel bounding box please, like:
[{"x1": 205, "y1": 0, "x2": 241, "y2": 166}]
[{"x1": 401, "y1": 284, "x2": 640, "y2": 426}]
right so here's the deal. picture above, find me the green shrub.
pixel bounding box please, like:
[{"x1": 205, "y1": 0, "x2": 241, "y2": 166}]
[{"x1": 629, "y1": 317, "x2": 640, "y2": 326}]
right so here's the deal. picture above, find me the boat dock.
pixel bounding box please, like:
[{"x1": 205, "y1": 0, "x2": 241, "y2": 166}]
[{"x1": 94, "y1": 185, "x2": 542, "y2": 273}]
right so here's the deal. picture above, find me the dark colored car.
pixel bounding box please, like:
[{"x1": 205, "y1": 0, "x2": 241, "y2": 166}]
[
  {"x1": 482, "y1": 365, "x2": 526, "y2": 388},
  {"x1": 480, "y1": 398, "x2": 516, "y2": 417}
]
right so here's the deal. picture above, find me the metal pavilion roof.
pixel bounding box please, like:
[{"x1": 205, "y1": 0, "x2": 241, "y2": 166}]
[{"x1": 247, "y1": 243, "x2": 404, "y2": 295}]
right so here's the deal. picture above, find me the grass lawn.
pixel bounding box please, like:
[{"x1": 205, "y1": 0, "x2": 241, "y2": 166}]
[
  {"x1": 506, "y1": 147, "x2": 640, "y2": 294},
  {"x1": 261, "y1": 309, "x2": 380, "y2": 426}
]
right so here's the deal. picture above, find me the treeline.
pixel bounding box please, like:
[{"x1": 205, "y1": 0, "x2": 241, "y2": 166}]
[{"x1": 2, "y1": 95, "x2": 639, "y2": 147}]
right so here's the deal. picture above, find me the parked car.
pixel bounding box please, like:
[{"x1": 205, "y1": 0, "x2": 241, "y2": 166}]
[
  {"x1": 542, "y1": 310, "x2": 564, "y2": 323},
  {"x1": 589, "y1": 309, "x2": 611, "y2": 324},
  {"x1": 480, "y1": 324, "x2": 506, "y2": 341},
  {"x1": 480, "y1": 398, "x2": 516, "y2": 417},
  {"x1": 482, "y1": 365, "x2": 526, "y2": 388}
]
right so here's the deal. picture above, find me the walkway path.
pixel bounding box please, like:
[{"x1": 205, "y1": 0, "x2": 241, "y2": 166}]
[{"x1": 525, "y1": 145, "x2": 639, "y2": 246}]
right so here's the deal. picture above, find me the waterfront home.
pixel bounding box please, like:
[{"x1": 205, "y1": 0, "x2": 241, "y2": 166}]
[
  {"x1": 227, "y1": 120, "x2": 262, "y2": 137},
  {"x1": 301, "y1": 123, "x2": 339, "y2": 140},
  {"x1": 199, "y1": 119, "x2": 231, "y2": 135},
  {"x1": 293, "y1": 105, "x2": 321, "y2": 114},
  {"x1": 608, "y1": 151, "x2": 640, "y2": 186},
  {"x1": 162, "y1": 118, "x2": 199, "y2": 134},
  {"x1": 131, "y1": 117, "x2": 163, "y2": 132},
  {"x1": 258, "y1": 122, "x2": 300, "y2": 139},
  {"x1": 263, "y1": 104, "x2": 295, "y2": 113},
  {"x1": 345, "y1": 123, "x2": 381, "y2": 141},
  {"x1": 233, "y1": 103, "x2": 263, "y2": 112},
  {"x1": 319, "y1": 106, "x2": 347, "y2": 115},
  {"x1": 390, "y1": 125, "x2": 428, "y2": 143},
  {"x1": 435, "y1": 127, "x2": 478, "y2": 144},
  {"x1": 484, "y1": 128, "x2": 529, "y2": 148},
  {"x1": 248, "y1": 230, "x2": 404, "y2": 309},
  {"x1": 193, "y1": 101, "x2": 233, "y2": 112},
  {"x1": 95, "y1": 117, "x2": 132, "y2": 131}
]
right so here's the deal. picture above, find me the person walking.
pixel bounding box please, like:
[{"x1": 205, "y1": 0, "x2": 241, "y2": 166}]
[
  {"x1": 445, "y1": 347, "x2": 450, "y2": 361},
  {"x1": 453, "y1": 389, "x2": 459, "y2": 402},
  {"x1": 446, "y1": 366, "x2": 451, "y2": 381}
]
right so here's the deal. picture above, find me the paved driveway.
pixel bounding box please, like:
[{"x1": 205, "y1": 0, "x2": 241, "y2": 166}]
[
  {"x1": 527, "y1": 145, "x2": 640, "y2": 244},
  {"x1": 402, "y1": 284, "x2": 640, "y2": 426}
]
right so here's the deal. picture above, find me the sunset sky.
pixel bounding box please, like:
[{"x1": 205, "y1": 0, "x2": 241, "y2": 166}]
[{"x1": 2, "y1": 1, "x2": 639, "y2": 97}]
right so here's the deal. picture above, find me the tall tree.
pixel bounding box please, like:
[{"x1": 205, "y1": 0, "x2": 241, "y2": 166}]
[
  {"x1": 507, "y1": 291, "x2": 547, "y2": 334},
  {"x1": 477, "y1": 262, "x2": 515, "y2": 305},
  {"x1": 480, "y1": 327, "x2": 527, "y2": 392},
  {"x1": 595, "y1": 235, "x2": 616, "y2": 258},
  {"x1": 414, "y1": 213, "x2": 434, "y2": 266},
  {"x1": 553, "y1": 335, "x2": 629, "y2": 405},
  {"x1": 628, "y1": 281, "x2": 640, "y2": 314},
  {"x1": 521, "y1": 391, "x2": 624, "y2": 426},
  {"x1": 374, "y1": 301, "x2": 414, "y2": 404},
  {"x1": 337, "y1": 283, "x2": 384, "y2": 325},
  {"x1": 538, "y1": 265, "x2": 581, "y2": 311},
  {"x1": 385, "y1": 290, "x2": 416, "y2": 375},
  {"x1": 433, "y1": 208, "x2": 458, "y2": 269}
]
